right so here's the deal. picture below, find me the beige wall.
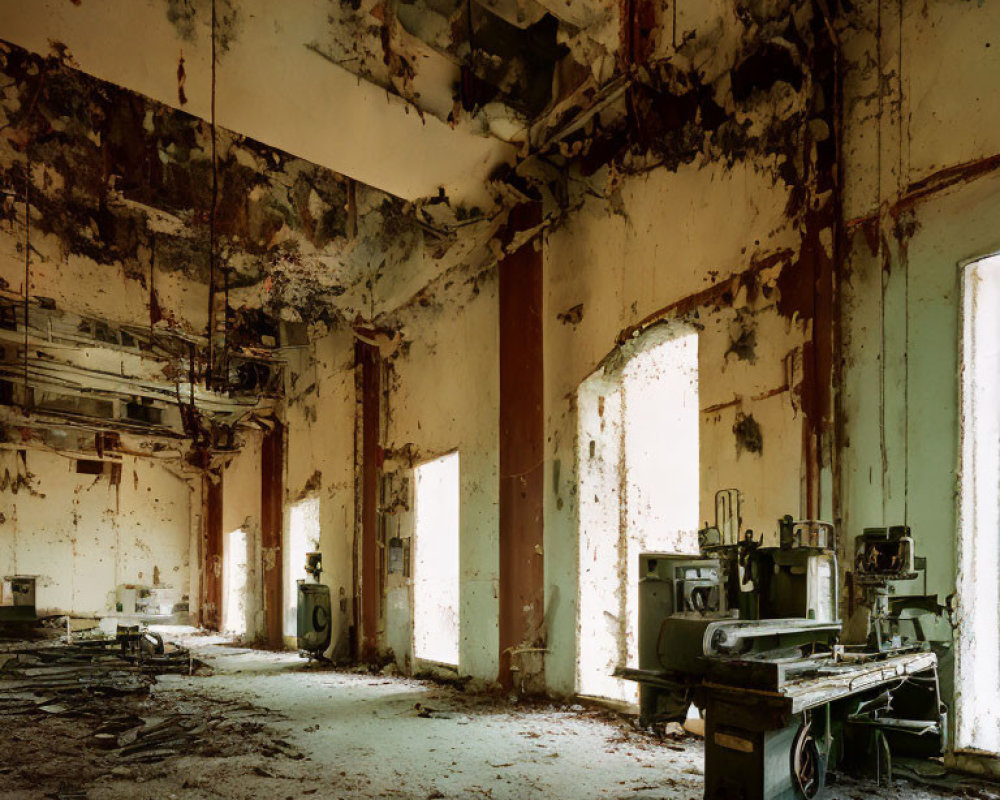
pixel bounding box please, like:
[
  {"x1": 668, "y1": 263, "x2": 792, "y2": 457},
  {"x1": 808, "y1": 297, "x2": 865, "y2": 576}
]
[
  {"x1": 542, "y1": 162, "x2": 813, "y2": 694},
  {"x1": 283, "y1": 329, "x2": 356, "y2": 659},
  {"x1": 372, "y1": 3, "x2": 831, "y2": 693},
  {"x1": 381, "y1": 270, "x2": 500, "y2": 679},
  {"x1": 0, "y1": 449, "x2": 196, "y2": 617},
  {"x1": 4, "y1": 0, "x2": 999, "y2": 718},
  {"x1": 839, "y1": 0, "x2": 1000, "y2": 722}
]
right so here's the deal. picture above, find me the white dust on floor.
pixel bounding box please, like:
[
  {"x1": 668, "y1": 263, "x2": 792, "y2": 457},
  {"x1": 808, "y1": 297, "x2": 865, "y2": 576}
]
[
  {"x1": 152, "y1": 640, "x2": 705, "y2": 799},
  {"x1": 12, "y1": 630, "x2": 996, "y2": 800}
]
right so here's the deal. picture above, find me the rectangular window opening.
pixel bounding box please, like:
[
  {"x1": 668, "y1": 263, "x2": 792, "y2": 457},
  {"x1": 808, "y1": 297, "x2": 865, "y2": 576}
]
[
  {"x1": 412, "y1": 452, "x2": 460, "y2": 667},
  {"x1": 223, "y1": 528, "x2": 248, "y2": 636},
  {"x1": 286, "y1": 496, "x2": 321, "y2": 639},
  {"x1": 577, "y1": 330, "x2": 700, "y2": 704},
  {"x1": 958, "y1": 254, "x2": 1000, "y2": 755}
]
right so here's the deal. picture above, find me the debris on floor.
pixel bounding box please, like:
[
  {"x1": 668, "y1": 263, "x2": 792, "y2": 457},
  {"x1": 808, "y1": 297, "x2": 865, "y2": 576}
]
[
  {"x1": 0, "y1": 633, "x2": 215, "y2": 773},
  {"x1": 0, "y1": 637, "x2": 311, "y2": 799},
  {"x1": 1, "y1": 633, "x2": 998, "y2": 800},
  {"x1": 0, "y1": 633, "x2": 200, "y2": 707}
]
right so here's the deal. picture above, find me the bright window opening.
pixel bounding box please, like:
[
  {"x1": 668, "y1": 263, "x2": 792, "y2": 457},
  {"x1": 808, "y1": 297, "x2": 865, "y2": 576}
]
[
  {"x1": 413, "y1": 452, "x2": 461, "y2": 666},
  {"x1": 286, "y1": 496, "x2": 321, "y2": 638},
  {"x1": 958, "y1": 254, "x2": 1000, "y2": 754},
  {"x1": 577, "y1": 329, "x2": 700, "y2": 703},
  {"x1": 223, "y1": 528, "x2": 248, "y2": 635}
]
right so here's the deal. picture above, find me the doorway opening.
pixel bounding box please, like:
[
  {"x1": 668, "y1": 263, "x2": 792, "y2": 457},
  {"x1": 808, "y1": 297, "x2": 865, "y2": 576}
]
[
  {"x1": 286, "y1": 496, "x2": 321, "y2": 638},
  {"x1": 223, "y1": 527, "x2": 248, "y2": 635},
  {"x1": 958, "y1": 253, "x2": 1000, "y2": 754},
  {"x1": 412, "y1": 451, "x2": 461, "y2": 666},
  {"x1": 577, "y1": 327, "x2": 700, "y2": 703}
]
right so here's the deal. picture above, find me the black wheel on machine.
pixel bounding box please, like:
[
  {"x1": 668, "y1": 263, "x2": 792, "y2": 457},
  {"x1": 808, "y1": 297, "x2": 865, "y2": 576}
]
[
  {"x1": 313, "y1": 603, "x2": 329, "y2": 632},
  {"x1": 792, "y1": 718, "x2": 827, "y2": 798}
]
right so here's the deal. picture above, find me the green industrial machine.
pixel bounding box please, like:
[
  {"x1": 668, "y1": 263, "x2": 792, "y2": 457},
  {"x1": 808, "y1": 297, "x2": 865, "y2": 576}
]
[
  {"x1": 297, "y1": 551, "x2": 332, "y2": 658},
  {"x1": 622, "y1": 492, "x2": 948, "y2": 800},
  {"x1": 0, "y1": 576, "x2": 36, "y2": 623}
]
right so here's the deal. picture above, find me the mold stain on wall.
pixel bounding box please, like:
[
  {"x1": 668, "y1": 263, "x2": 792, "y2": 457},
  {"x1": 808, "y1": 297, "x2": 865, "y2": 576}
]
[{"x1": 0, "y1": 39, "x2": 432, "y2": 334}]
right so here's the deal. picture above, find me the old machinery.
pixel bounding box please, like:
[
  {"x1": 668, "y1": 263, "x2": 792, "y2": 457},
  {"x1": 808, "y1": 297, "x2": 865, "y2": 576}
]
[
  {"x1": 304, "y1": 551, "x2": 323, "y2": 582},
  {"x1": 853, "y1": 526, "x2": 928, "y2": 653},
  {"x1": 627, "y1": 497, "x2": 841, "y2": 729},
  {"x1": 297, "y1": 551, "x2": 332, "y2": 658},
  {"x1": 116, "y1": 624, "x2": 165, "y2": 656},
  {"x1": 622, "y1": 493, "x2": 945, "y2": 800},
  {"x1": 840, "y1": 526, "x2": 949, "y2": 763},
  {"x1": 635, "y1": 552, "x2": 732, "y2": 721},
  {"x1": 0, "y1": 575, "x2": 36, "y2": 623}
]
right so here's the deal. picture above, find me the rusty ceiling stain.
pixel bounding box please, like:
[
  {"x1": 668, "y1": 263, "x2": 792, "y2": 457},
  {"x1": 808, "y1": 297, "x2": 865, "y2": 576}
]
[{"x1": 0, "y1": 40, "x2": 439, "y2": 331}]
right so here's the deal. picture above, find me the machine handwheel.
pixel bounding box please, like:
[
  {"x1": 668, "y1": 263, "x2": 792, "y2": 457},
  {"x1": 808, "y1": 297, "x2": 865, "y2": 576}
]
[{"x1": 792, "y1": 720, "x2": 826, "y2": 798}]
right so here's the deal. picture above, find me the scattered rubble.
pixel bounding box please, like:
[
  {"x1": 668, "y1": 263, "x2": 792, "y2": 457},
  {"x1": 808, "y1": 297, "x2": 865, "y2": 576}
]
[
  {"x1": 0, "y1": 635, "x2": 313, "y2": 799},
  {"x1": 0, "y1": 633, "x2": 202, "y2": 727}
]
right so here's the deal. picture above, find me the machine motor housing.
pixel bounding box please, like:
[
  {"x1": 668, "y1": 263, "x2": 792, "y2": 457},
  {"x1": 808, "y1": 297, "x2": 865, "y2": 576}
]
[
  {"x1": 297, "y1": 582, "x2": 332, "y2": 655},
  {"x1": 0, "y1": 576, "x2": 36, "y2": 622}
]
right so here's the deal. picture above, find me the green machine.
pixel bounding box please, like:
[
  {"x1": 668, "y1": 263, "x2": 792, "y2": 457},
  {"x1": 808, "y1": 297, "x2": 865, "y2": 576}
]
[
  {"x1": 0, "y1": 576, "x2": 36, "y2": 623},
  {"x1": 622, "y1": 492, "x2": 947, "y2": 800},
  {"x1": 297, "y1": 552, "x2": 332, "y2": 658}
]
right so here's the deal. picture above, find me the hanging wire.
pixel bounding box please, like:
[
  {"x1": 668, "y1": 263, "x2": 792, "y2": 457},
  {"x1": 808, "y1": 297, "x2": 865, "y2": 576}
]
[
  {"x1": 206, "y1": 0, "x2": 219, "y2": 389},
  {"x1": 23, "y1": 153, "x2": 30, "y2": 406}
]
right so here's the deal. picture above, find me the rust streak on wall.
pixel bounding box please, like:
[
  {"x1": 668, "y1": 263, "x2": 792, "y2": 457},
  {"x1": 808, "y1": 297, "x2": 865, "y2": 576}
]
[
  {"x1": 357, "y1": 340, "x2": 381, "y2": 661},
  {"x1": 845, "y1": 152, "x2": 1000, "y2": 235},
  {"x1": 201, "y1": 472, "x2": 223, "y2": 631},
  {"x1": 498, "y1": 201, "x2": 545, "y2": 692},
  {"x1": 261, "y1": 420, "x2": 285, "y2": 649},
  {"x1": 616, "y1": 248, "x2": 795, "y2": 346},
  {"x1": 898, "y1": 152, "x2": 1000, "y2": 213}
]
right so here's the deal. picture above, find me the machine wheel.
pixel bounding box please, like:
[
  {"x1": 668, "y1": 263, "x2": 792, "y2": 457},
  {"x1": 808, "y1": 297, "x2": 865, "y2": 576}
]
[{"x1": 792, "y1": 719, "x2": 826, "y2": 798}]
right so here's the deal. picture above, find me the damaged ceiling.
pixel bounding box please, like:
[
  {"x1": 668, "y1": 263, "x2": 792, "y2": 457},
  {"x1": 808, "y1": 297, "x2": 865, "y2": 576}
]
[
  {"x1": 0, "y1": 39, "x2": 496, "y2": 333},
  {"x1": 1, "y1": 0, "x2": 842, "y2": 332},
  {"x1": 0, "y1": 0, "x2": 846, "y2": 463}
]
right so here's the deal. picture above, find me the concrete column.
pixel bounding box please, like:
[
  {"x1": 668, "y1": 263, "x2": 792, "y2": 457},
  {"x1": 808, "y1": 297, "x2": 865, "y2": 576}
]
[
  {"x1": 261, "y1": 421, "x2": 284, "y2": 649},
  {"x1": 498, "y1": 201, "x2": 545, "y2": 693},
  {"x1": 357, "y1": 340, "x2": 381, "y2": 661},
  {"x1": 201, "y1": 472, "x2": 223, "y2": 631}
]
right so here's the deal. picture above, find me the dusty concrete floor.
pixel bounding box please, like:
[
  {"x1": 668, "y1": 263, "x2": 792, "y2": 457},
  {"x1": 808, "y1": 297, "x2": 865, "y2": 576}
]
[{"x1": 3, "y1": 630, "x2": 998, "y2": 800}]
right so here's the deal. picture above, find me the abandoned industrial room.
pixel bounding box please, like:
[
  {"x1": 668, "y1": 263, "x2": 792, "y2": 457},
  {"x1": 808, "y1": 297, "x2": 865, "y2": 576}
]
[{"x1": 1, "y1": 0, "x2": 1000, "y2": 798}]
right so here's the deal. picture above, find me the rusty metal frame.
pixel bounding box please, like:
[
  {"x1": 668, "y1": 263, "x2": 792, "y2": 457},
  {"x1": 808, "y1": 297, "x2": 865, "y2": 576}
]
[
  {"x1": 261, "y1": 420, "x2": 284, "y2": 648},
  {"x1": 356, "y1": 340, "x2": 381, "y2": 661},
  {"x1": 201, "y1": 472, "x2": 223, "y2": 631},
  {"x1": 498, "y1": 201, "x2": 546, "y2": 691}
]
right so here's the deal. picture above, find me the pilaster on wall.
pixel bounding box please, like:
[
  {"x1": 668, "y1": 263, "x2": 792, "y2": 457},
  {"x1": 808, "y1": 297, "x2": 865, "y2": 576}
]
[
  {"x1": 498, "y1": 201, "x2": 546, "y2": 693},
  {"x1": 201, "y1": 472, "x2": 223, "y2": 631},
  {"x1": 356, "y1": 340, "x2": 382, "y2": 661},
  {"x1": 261, "y1": 421, "x2": 285, "y2": 649}
]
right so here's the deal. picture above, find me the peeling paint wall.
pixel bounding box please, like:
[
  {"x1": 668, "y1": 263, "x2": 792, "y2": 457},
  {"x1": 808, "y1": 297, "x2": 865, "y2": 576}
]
[
  {"x1": 283, "y1": 330, "x2": 356, "y2": 659},
  {"x1": 538, "y1": 2, "x2": 836, "y2": 690},
  {"x1": 542, "y1": 165, "x2": 813, "y2": 694},
  {"x1": 381, "y1": 266, "x2": 499, "y2": 680},
  {"x1": 3, "y1": 0, "x2": 999, "y2": 723},
  {"x1": 0, "y1": 40, "x2": 433, "y2": 332},
  {"x1": 840, "y1": 0, "x2": 1000, "y2": 600},
  {"x1": 838, "y1": 0, "x2": 1000, "y2": 719},
  {"x1": 370, "y1": 0, "x2": 837, "y2": 693},
  {"x1": 0, "y1": 43, "x2": 207, "y2": 332},
  {"x1": 0, "y1": 0, "x2": 513, "y2": 209},
  {"x1": 0, "y1": 449, "x2": 196, "y2": 617},
  {"x1": 220, "y1": 426, "x2": 263, "y2": 638}
]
